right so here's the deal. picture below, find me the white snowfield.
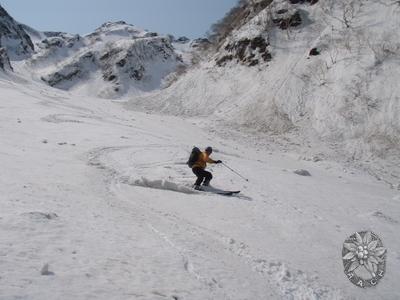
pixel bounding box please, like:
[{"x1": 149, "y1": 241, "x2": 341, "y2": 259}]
[
  {"x1": 1, "y1": 69, "x2": 400, "y2": 299},
  {"x1": 1, "y1": 0, "x2": 400, "y2": 299}
]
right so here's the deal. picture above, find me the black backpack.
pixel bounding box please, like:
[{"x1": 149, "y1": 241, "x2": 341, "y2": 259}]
[{"x1": 187, "y1": 147, "x2": 201, "y2": 168}]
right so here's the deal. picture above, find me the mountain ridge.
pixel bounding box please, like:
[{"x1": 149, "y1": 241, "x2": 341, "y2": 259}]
[
  {"x1": 0, "y1": 5, "x2": 187, "y2": 97},
  {"x1": 0, "y1": 4, "x2": 34, "y2": 60}
]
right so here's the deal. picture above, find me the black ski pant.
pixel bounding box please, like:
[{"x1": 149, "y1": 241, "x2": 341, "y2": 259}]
[{"x1": 192, "y1": 167, "x2": 213, "y2": 186}]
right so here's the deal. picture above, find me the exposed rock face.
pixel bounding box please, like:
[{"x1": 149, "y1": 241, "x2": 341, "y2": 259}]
[
  {"x1": 253, "y1": 0, "x2": 274, "y2": 12},
  {"x1": 190, "y1": 38, "x2": 211, "y2": 49},
  {"x1": 0, "y1": 5, "x2": 34, "y2": 59},
  {"x1": 289, "y1": 0, "x2": 318, "y2": 4},
  {"x1": 35, "y1": 22, "x2": 184, "y2": 97},
  {"x1": 212, "y1": 0, "x2": 323, "y2": 67},
  {"x1": 294, "y1": 169, "x2": 312, "y2": 176},
  {"x1": 208, "y1": 0, "x2": 274, "y2": 47},
  {"x1": 175, "y1": 36, "x2": 190, "y2": 44},
  {"x1": 27, "y1": 32, "x2": 84, "y2": 70},
  {"x1": 273, "y1": 11, "x2": 302, "y2": 30},
  {"x1": 97, "y1": 38, "x2": 176, "y2": 83},
  {"x1": 41, "y1": 34, "x2": 81, "y2": 49},
  {"x1": 43, "y1": 31, "x2": 69, "y2": 38},
  {"x1": 41, "y1": 51, "x2": 94, "y2": 87},
  {"x1": 216, "y1": 36, "x2": 271, "y2": 67},
  {"x1": 0, "y1": 47, "x2": 13, "y2": 71},
  {"x1": 309, "y1": 47, "x2": 320, "y2": 56}
]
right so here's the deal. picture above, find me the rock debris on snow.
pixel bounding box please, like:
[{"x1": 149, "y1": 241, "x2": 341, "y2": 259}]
[
  {"x1": 294, "y1": 169, "x2": 311, "y2": 176},
  {"x1": 40, "y1": 264, "x2": 55, "y2": 276}
]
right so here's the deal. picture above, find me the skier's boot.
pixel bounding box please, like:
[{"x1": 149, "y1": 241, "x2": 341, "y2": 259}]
[
  {"x1": 203, "y1": 179, "x2": 211, "y2": 187},
  {"x1": 194, "y1": 185, "x2": 201, "y2": 191}
]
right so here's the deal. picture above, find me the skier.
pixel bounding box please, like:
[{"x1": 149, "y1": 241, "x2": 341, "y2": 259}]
[{"x1": 191, "y1": 146, "x2": 222, "y2": 190}]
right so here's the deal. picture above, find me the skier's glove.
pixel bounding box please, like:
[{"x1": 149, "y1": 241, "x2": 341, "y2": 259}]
[{"x1": 216, "y1": 160, "x2": 222, "y2": 164}]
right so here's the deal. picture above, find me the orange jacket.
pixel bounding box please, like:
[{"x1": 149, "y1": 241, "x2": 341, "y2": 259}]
[{"x1": 192, "y1": 152, "x2": 216, "y2": 169}]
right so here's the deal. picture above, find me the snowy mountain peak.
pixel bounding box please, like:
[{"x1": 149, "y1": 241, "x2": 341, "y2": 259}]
[
  {"x1": 1, "y1": 6, "x2": 186, "y2": 96},
  {"x1": 22, "y1": 18, "x2": 184, "y2": 98},
  {"x1": 88, "y1": 21, "x2": 155, "y2": 41},
  {"x1": 38, "y1": 35, "x2": 183, "y2": 98},
  {"x1": 0, "y1": 4, "x2": 34, "y2": 60}
]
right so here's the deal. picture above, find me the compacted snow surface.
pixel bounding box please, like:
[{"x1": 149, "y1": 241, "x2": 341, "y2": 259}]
[
  {"x1": 1, "y1": 72, "x2": 399, "y2": 300},
  {"x1": 1, "y1": 0, "x2": 400, "y2": 299}
]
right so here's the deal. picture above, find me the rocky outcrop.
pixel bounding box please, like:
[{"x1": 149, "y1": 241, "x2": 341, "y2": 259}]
[
  {"x1": 190, "y1": 38, "x2": 211, "y2": 49},
  {"x1": 213, "y1": 0, "x2": 322, "y2": 67},
  {"x1": 289, "y1": 0, "x2": 318, "y2": 5},
  {"x1": 41, "y1": 51, "x2": 95, "y2": 87},
  {"x1": 175, "y1": 36, "x2": 190, "y2": 44},
  {"x1": 41, "y1": 34, "x2": 82, "y2": 49},
  {"x1": 271, "y1": 0, "x2": 321, "y2": 30},
  {"x1": 28, "y1": 33, "x2": 84, "y2": 69},
  {"x1": 0, "y1": 5, "x2": 34, "y2": 59},
  {"x1": 208, "y1": 0, "x2": 274, "y2": 47},
  {"x1": 0, "y1": 47, "x2": 13, "y2": 71},
  {"x1": 43, "y1": 31, "x2": 69, "y2": 38},
  {"x1": 216, "y1": 36, "x2": 272, "y2": 67},
  {"x1": 309, "y1": 47, "x2": 320, "y2": 56},
  {"x1": 273, "y1": 10, "x2": 302, "y2": 30}
]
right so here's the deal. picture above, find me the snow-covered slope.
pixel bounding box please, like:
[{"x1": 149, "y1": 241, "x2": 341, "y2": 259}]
[
  {"x1": 127, "y1": 0, "x2": 400, "y2": 186},
  {"x1": 20, "y1": 21, "x2": 185, "y2": 98},
  {"x1": 1, "y1": 2, "x2": 400, "y2": 299},
  {"x1": 1, "y1": 64, "x2": 400, "y2": 300},
  {"x1": 0, "y1": 4, "x2": 34, "y2": 60}
]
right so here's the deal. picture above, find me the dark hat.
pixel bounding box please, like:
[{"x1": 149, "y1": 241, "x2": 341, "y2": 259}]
[{"x1": 205, "y1": 146, "x2": 213, "y2": 153}]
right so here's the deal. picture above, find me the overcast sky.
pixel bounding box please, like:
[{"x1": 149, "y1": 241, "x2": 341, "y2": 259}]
[{"x1": 1, "y1": 0, "x2": 238, "y2": 38}]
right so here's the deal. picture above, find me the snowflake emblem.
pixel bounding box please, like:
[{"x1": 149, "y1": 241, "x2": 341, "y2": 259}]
[{"x1": 342, "y1": 231, "x2": 387, "y2": 288}]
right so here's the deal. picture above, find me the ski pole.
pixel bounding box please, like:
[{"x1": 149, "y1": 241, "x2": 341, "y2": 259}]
[{"x1": 222, "y1": 162, "x2": 249, "y2": 182}]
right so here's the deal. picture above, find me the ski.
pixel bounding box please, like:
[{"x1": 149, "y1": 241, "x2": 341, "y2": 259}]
[
  {"x1": 195, "y1": 186, "x2": 240, "y2": 196},
  {"x1": 216, "y1": 190, "x2": 241, "y2": 196}
]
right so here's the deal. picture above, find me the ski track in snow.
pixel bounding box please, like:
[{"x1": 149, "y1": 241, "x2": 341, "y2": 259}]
[{"x1": 87, "y1": 136, "x2": 343, "y2": 299}]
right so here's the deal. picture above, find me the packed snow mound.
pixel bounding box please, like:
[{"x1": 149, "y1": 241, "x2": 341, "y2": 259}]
[
  {"x1": 128, "y1": 177, "x2": 197, "y2": 194},
  {"x1": 128, "y1": 0, "x2": 400, "y2": 163},
  {"x1": 26, "y1": 21, "x2": 184, "y2": 98},
  {"x1": 0, "y1": 5, "x2": 34, "y2": 60}
]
